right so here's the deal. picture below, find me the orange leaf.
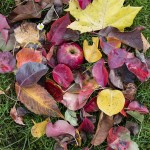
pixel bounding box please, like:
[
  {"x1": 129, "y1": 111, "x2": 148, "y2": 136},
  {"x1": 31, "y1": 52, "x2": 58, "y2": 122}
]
[
  {"x1": 15, "y1": 83, "x2": 64, "y2": 118},
  {"x1": 16, "y1": 48, "x2": 42, "y2": 68}
]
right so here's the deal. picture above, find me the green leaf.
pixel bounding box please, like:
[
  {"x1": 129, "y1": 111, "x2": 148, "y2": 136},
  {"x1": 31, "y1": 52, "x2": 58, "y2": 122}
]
[{"x1": 127, "y1": 111, "x2": 144, "y2": 123}]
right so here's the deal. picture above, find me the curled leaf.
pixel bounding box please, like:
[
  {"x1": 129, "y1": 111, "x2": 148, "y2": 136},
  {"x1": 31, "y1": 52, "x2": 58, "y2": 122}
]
[{"x1": 83, "y1": 37, "x2": 102, "y2": 63}]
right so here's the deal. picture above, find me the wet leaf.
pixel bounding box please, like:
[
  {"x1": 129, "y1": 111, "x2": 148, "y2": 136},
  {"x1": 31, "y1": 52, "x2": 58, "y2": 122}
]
[
  {"x1": 52, "y1": 64, "x2": 74, "y2": 88},
  {"x1": 127, "y1": 101, "x2": 149, "y2": 114},
  {"x1": 127, "y1": 111, "x2": 144, "y2": 123},
  {"x1": 97, "y1": 89, "x2": 125, "y2": 116},
  {"x1": 31, "y1": 118, "x2": 49, "y2": 138},
  {"x1": 0, "y1": 51, "x2": 16, "y2": 73},
  {"x1": 83, "y1": 37, "x2": 102, "y2": 63},
  {"x1": 65, "y1": 109, "x2": 78, "y2": 126},
  {"x1": 16, "y1": 62, "x2": 48, "y2": 87},
  {"x1": 16, "y1": 48, "x2": 43, "y2": 68},
  {"x1": 15, "y1": 83, "x2": 64, "y2": 118},
  {"x1": 46, "y1": 120, "x2": 76, "y2": 138},
  {"x1": 92, "y1": 59, "x2": 108, "y2": 87},
  {"x1": 9, "y1": 1, "x2": 42, "y2": 23},
  {"x1": 10, "y1": 106, "x2": 25, "y2": 125},
  {"x1": 91, "y1": 112, "x2": 113, "y2": 146}
]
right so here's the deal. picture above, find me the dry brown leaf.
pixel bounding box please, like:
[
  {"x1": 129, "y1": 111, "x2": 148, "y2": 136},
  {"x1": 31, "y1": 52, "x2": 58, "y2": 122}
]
[
  {"x1": 9, "y1": 1, "x2": 42, "y2": 23},
  {"x1": 10, "y1": 106, "x2": 25, "y2": 125},
  {"x1": 123, "y1": 83, "x2": 137, "y2": 100},
  {"x1": 0, "y1": 90, "x2": 5, "y2": 95},
  {"x1": 15, "y1": 83, "x2": 64, "y2": 118},
  {"x1": 141, "y1": 34, "x2": 150, "y2": 53},
  {"x1": 91, "y1": 112, "x2": 113, "y2": 146},
  {"x1": 14, "y1": 22, "x2": 44, "y2": 47}
]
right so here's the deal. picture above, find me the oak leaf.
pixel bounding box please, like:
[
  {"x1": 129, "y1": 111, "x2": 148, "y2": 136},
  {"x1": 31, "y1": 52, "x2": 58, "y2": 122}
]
[
  {"x1": 66, "y1": 0, "x2": 141, "y2": 33},
  {"x1": 15, "y1": 83, "x2": 64, "y2": 118}
]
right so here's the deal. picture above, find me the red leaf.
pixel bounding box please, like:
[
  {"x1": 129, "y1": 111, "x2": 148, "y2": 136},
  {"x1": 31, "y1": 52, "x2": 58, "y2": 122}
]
[
  {"x1": 10, "y1": 107, "x2": 25, "y2": 125},
  {"x1": 92, "y1": 59, "x2": 108, "y2": 87},
  {"x1": 0, "y1": 52, "x2": 16, "y2": 73},
  {"x1": 107, "y1": 126, "x2": 130, "y2": 150},
  {"x1": 78, "y1": 118, "x2": 94, "y2": 133},
  {"x1": 45, "y1": 79, "x2": 64, "y2": 102},
  {"x1": 47, "y1": 13, "x2": 71, "y2": 45},
  {"x1": 16, "y1": 48, "x2": 43, "y2": 68},
  {"x1": 52, "y1": 64, "x2": 74, "y2": 88},
  {"x1": 108, "y1": 49, "x2": 127, "y2": 69},
  {"x1": 46, "y1": 120, "x2": 76, "y2": 138},
  {"x1": 127, "y1": 101, "x2": 149, "y2": 114},
  {"x1": 125, "y1": 57, "x2": 149, "y2": 81},
  {"x1": 78, "y1": 0, "x2": 91, "y2": 9},
  {"x1": 84, "y1": 97, "x2": 99, "y2": 113}
]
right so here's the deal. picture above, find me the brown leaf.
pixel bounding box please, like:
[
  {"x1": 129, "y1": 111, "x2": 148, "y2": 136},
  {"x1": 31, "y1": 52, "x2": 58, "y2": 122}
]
[
  {"x1": 141, "y1": 34, "x2": 150, "y2": 53},
  {"x1": 123, "y1": 83, "x2": 137, "y2": 101},
  {"x1": 10, "y1": 106, "x2": 25, "y2": 125},
  {"x1": 15, "y1": 83, "x2": 64, "y2": 118},
  {"x1": 91, "y1": 112, "x2": 113, "y2": 146},
  {"x1": 9, "y1": 1, "x2": 42, "y2": 23},
  {"x1": 0, "y1": 90, "x2": 5, "y2": 95},
  {"x1": 14, "y1": 22, "x2": 44, "y2": 47}
]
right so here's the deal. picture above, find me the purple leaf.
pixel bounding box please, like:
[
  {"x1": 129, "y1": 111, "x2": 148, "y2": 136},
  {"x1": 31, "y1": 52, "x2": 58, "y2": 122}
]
[
  {"x1": 108, "y1": 49, "x2": 127, "y2": 69},
  {"x1": 47, "y1": 13, "x2": 71, "y2": 45},
  {"x1": 78, "y1": 118, "x2": 94, "y2": 133},
  {"x1": 125, "y1": 57, "x2": 149, "y2": 82},
  {"x1": 52, "y1": 64, "x2": 74, "y2": 88},
  {"x1": 127, "y1": 101, "x2": 149, "y2": 114},
  {"x1": 92, "y1": 59, "x2": 108, "y2": 87},
  {"x1": 0, "y1": 52, "x2": 16, "y2": 73},
  {"x1": 46, "y1": 120, "x2": 76, "y2": 138},
  {"x1": 16, "y1": 62, "x2": 48, "y2": 87}
]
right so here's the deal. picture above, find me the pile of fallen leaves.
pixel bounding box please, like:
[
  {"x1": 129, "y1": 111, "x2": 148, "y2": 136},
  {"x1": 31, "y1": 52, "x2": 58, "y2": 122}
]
[{"x1": 0, "y1": 0, "x2": 150, "y2": 149}]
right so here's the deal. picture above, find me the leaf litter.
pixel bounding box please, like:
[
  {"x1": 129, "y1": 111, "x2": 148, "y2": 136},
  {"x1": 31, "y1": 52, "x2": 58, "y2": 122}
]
[{"x1": 0, "y1": 0, "x2": 150, "y2": 149}]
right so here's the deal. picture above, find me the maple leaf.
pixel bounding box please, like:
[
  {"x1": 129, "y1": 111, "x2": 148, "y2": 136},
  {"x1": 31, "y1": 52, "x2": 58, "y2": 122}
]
[{"x1": 66, "y1": 0, "x2": 141, "y2": 33}]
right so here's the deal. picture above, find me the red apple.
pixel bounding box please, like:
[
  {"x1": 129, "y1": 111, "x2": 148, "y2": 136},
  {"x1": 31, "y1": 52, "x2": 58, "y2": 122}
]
[{"x1": 57, "y1": 43, "x2": 84, "y2": 69}]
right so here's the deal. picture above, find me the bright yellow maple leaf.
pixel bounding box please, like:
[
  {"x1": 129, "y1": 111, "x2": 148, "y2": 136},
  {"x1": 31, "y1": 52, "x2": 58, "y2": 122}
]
[
  {"x1": 66, "y1": 0, "x2": 142, "y2": 33},
  {"x1": 97, "y1": 89, "x2": 125, "y2": 116},
  {"x1": 83, "y1": 37, "x2": 102, "y2": 63},
  {"x1": 31, "y1": 118, "x2": 49, "y2": 138}
]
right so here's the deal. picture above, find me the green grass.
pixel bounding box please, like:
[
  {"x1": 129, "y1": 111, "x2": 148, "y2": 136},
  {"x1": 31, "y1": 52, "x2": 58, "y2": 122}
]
[{"x1": 0, "y1": 0, "x2": 150, "y2": 150}]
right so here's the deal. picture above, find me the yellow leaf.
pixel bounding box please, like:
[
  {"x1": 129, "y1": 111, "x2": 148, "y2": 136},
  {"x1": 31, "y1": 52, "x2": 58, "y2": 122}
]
[
  {"x1": 83, "y1": 37, "x2": 102, "y2": 63},
  {"x1": 66, "y1": 0, "x2": 142, "y2": 33},
  {"x1": 31, "y1": 118, "x2": 49, "y2": 138},
  {"x1": 97, "y1": 89, "x2": 125, "y2": 116}
]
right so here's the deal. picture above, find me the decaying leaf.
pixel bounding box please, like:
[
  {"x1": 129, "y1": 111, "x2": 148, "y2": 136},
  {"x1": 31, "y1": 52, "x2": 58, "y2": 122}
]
[
  {"x1": 122, "y1": 83, "x2": 137, "y2": 100},
  {"x1": 91, "y1": 112, "x2": 113, "y2": 146},
  {"x1": 46, "y1": 120, "x2": 76, "y2": 138},
  {"x1": 9, "y1": 1, "x2": 42, "y2": 23},
  {"x1": 0, "y1": 51, "x2": 16, "y2": 74},
  {"x1": 97, "y1": 89, "x2": 125, "y2": 116},
  {"x1": 65, "y1": 109, "x2": 78, "y2": 126},
  {"x1": 92, "y1": 59, "x2": 108, "y2": 87},
  {"x1": 15, "y1": 83, "x2": 64, "y2": 118},
  {"x1": 83, "y1": 37, "x2": 102, "y2": 63},
  {"x1": 0, "y1": 33, "x2": 16, "y2": 51},
  {"x1": 16, "y1": 62, "x2": 48, "y2": 87},
  {"x1": 14, "y1": 22, "x2": 44, "y2": 47},
  {"x1": 31, "y1": 118, "x2": 49, "y2": 138},
  {"x1": 66, "y1": 0, "x2": 141, "y2": 33},
  {"x1": 10, "y1": 106, "x2": 25, "y2": 125},
  {"x1": 141, "y1": 34, "x2": 150, "y2": 52},
  {"x1": 16, "y1": 48, "x2": 43, "y2": 68}
]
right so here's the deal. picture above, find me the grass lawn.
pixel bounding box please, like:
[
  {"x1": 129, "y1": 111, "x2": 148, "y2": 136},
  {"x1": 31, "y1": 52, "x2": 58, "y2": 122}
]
[{"x1": 0, "y1": 0, "x2": 150, "y2": 150}]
